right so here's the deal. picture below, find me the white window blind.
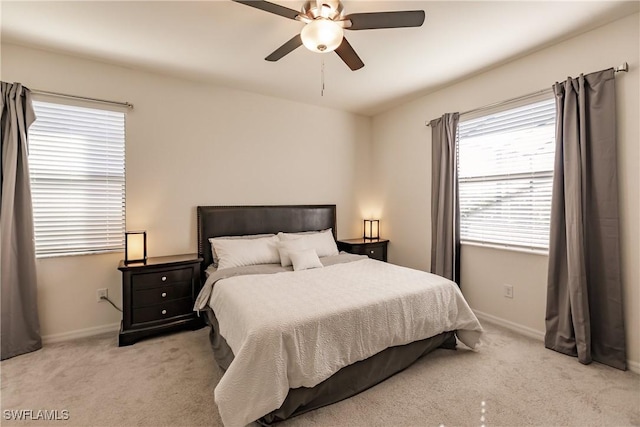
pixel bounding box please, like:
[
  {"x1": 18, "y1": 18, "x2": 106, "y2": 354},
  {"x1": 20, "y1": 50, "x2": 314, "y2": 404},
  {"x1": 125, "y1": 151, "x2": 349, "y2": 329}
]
[
  {"x1": 457, "y1": 98, "x2": 556, "y2": 251},
  {"x1": 29, "y1": 101, "x2": 126, "y2": 257}
]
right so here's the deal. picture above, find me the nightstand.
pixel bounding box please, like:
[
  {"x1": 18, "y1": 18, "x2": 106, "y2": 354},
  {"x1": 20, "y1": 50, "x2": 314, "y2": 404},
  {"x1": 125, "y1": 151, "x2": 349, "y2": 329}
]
[
  {"x1": 337, "y1": 238, "x2": 389, "y2": 262},
  {"x1": 118, "y1": 254, "x2": 203, "y2": 346}
]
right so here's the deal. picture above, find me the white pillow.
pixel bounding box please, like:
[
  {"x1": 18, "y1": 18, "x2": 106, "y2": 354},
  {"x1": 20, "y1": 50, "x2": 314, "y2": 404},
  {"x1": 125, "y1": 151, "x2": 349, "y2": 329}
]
[
  {"x1": 209, "y1": 234, "x2": 275, "y2": 267},
  {"x1": 277, "y1": 228, "x2": 338, "y2": 258},
  {"x1": 289, "y1": 248, "x2": 323, "y2": 271},
  {"x1": 277, "y1": 238, "x2": 311, "y2": 267},
  {"x1": 211, "y1": 236, "x2": 280, "y2": 270}
]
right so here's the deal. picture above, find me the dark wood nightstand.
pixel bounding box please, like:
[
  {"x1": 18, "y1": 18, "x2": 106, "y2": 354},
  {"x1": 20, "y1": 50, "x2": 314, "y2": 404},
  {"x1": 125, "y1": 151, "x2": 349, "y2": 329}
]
[
  {"x1": 118, "y1": 254, "x2": 203, "y2": 346},
  {"x1": 337, "y1": 238, "x2": 389, "y2": 262}
]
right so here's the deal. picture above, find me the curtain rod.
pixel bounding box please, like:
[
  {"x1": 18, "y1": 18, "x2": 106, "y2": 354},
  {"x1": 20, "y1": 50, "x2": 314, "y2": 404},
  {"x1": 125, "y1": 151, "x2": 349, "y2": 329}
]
[
  {"x1": 425, "y1": 62, "x2": 628, "y2": 127},
  {"x1": 30, "y1": 88, "x2": 134, "y2": 109}
]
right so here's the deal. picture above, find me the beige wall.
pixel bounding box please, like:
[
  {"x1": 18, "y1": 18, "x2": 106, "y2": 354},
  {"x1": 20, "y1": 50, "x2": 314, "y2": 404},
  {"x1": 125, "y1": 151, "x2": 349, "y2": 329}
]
[
  {"x1": 371, "y1": 14, "x2": 639, "y2": 368},
  {"x1": 1, "y1": 43, "x2": 372, "y2": 339}
]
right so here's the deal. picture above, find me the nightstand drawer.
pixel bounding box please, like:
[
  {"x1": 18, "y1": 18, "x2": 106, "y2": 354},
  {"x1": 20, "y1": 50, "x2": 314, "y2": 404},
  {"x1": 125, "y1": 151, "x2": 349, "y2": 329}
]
[
  {"x1": 132, "y1": 267, "x2": 193, "y2": 290},
  {"x1": 364, "y1": 245, "x2": 385, "y2": 261},
  {"x1": 132, "y1": 297, "x2": 193, "y2": 324},
  {"x1": 132, "y1": 282, "x2": 192, "y2": 308}
]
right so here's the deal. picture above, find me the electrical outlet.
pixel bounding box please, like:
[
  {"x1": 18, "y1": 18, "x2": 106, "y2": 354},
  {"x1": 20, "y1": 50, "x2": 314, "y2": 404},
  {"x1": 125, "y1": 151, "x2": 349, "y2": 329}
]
[
  {"x1": 97, "y1": 288, "x2": 108, "y2": 302},
  {"x1": 503, "y1": 284, "x2": 514, "y2": 299}
]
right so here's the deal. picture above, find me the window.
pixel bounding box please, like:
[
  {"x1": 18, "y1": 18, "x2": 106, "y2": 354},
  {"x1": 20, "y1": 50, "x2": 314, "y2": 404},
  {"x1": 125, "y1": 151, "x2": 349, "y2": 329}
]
[
  {"x1": 457, "y1": 98, "x2": 555, "y2": 251},
  {"x1": 28, "y1": 101, "x2": 126, "y2": 257}
]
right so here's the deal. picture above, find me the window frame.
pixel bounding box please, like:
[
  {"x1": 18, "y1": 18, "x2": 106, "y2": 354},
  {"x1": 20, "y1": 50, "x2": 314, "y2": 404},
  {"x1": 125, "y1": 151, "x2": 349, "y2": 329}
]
[
  {"x1": 456, "y1": 94, "x2": 556, "y2": 254},
  {"x1": 28, "y1": 98, "x2": 127, "y2": 258}
]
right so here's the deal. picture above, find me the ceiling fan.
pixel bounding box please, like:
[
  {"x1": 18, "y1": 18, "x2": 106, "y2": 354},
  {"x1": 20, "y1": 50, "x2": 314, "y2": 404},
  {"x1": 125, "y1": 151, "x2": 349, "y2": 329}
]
[{"x1": 233, "y1": 0, "x2": 426, "y2": 71}]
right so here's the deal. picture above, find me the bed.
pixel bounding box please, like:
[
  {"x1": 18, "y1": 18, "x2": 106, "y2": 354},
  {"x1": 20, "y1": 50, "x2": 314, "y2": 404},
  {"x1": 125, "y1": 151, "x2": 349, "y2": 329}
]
[{"x1": 195, "y1": 205, "x2": 483, "y2": 426}]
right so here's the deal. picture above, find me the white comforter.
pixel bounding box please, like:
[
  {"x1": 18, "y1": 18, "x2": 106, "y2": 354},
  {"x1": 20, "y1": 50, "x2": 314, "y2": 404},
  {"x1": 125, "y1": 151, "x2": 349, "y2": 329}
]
[{"x1": 207, "y1": 257, "x2": 483, "y2": 426}]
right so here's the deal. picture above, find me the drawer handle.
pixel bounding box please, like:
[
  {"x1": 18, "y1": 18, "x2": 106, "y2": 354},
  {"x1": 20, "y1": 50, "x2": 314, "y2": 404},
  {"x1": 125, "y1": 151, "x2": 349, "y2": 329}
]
[
  {"x1": 370, "y1": 250, "x2": 375, "y2": 254},
  {"x1": 161, "y1": 309, "x2": 167, "y2": 315},
  {"x1": 161, "y1": 292, "x2": 167, "y2": 298},
  {"x1": 161, "y1": 276, "x2": 167, "y2": 282}
]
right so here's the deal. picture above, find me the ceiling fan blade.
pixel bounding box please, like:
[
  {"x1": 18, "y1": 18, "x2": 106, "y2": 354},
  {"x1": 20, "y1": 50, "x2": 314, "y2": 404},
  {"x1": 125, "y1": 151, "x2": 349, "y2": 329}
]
[
  {"x1": 344, "y1": 10, "x2": 425, "y2": 30},
  {"x1": 334, "y1": 38, "x2": 364, "y2": 71},
  {"x1": 232, "y1": 0, "x2": 300, "y2": 20},
  {"x1": 265, "y1": 34, "x2": 303, "y2": 61}
]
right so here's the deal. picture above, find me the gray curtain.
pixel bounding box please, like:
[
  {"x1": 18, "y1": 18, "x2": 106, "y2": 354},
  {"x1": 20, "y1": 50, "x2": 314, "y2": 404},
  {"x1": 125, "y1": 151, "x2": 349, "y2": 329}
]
[
  {"x1": 430, "y1": 113, "x2": 460, "y2": 284},
  {"x1": 545, "y1": 68, "x2": 626, "y2": 370},
  {"x1": 1, "y1": 82, "x2": 42, "y2": 360}
]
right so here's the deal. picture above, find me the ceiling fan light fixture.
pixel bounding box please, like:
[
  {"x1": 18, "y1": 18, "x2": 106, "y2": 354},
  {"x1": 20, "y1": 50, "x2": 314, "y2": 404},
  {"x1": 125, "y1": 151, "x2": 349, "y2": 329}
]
[{"x1": 301, "y1": 18, "x2": 343, "y2": 53}]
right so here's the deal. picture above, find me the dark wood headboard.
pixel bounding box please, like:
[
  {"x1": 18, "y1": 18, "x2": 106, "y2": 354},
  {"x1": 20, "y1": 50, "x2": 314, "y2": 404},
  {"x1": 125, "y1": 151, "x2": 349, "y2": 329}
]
[{"x1": 197, "y1": 205, "x2": 337, "y2": 277}]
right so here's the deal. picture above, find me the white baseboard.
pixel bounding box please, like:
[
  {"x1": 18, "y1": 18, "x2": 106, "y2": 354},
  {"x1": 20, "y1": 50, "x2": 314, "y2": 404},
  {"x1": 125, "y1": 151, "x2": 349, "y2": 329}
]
[
  {"x1": 472, "y1": 309, "x2": 640, "y2": 374},
  {"x1": 628, "y1": 359, "x2": 640, "y2": 374},
  {"x1": 473, "y1": 309, "x2": 545, "y2": 341},
  {"x1": 42, "y1": 322, "x2": 120, "y2": 344}
]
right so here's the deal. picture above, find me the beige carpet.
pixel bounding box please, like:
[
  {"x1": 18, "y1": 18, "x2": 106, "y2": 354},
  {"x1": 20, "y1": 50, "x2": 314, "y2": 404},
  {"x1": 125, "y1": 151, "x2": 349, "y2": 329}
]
[{"x1": 1, "y1": 321, "x2": 638, "y2": 426}]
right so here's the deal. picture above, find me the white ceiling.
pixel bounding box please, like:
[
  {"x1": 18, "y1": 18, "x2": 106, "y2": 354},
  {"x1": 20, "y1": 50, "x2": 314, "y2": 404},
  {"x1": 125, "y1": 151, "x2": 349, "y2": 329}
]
[{"x1": 1, "y1": 1, "x2": 638, "y2": 116}]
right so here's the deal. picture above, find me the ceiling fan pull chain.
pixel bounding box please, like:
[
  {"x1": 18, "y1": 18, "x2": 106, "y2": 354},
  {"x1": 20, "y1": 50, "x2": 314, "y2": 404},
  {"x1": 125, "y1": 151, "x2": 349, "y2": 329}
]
[{"x1": 321, "y1": 58, "x2": 325, "y2": 97}]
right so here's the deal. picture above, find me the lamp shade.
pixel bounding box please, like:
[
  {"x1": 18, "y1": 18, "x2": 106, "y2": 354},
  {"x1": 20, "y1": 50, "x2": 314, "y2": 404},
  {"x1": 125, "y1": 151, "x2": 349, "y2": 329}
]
[
  {"x1": 301, "y1": 18, "x2": 344, "y2": 53},
  {"x1": 125, "y1": 231, "x2": 147, "y2": 264},
  {"x1": 363, "y1": 220, "x2": 380, "y2": 240}
]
